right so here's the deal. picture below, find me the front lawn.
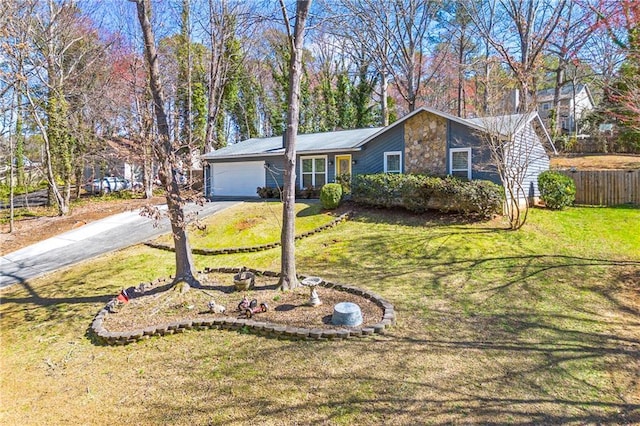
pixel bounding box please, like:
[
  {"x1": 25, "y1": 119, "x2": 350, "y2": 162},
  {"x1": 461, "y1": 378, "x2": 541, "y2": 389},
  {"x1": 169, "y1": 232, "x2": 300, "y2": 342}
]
[
  {"x1": 1, "y1": 204, "x2": 638, "y2": 425},
  {"x1": 152, "y1": 201, "x2": 336, "y2": 249}
]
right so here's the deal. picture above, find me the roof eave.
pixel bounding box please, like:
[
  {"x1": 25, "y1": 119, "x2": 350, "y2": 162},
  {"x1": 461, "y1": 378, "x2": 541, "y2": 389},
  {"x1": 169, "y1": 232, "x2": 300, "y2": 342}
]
[
  {"x1": 297, "y1": 147, "x2": 362, "y2": 154},
  {"x1": 201, "y1": 151, "x2": 284, "y2": 161},
  {"x1": 535, "y1": 114, "x2": 558, "y2": 155},
  {"x1": 201, "y1": 147, "x2": 362, "y2": 161}
]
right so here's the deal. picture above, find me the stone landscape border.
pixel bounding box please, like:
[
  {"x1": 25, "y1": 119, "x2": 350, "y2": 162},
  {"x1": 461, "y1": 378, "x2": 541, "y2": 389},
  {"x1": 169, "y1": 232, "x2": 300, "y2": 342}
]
[
  {"x1": 144, "y1": 211, "x2": 353, "y2": 255},
  {"x1": 90, "y1": 267, "x2": 395, "y2": 346}
]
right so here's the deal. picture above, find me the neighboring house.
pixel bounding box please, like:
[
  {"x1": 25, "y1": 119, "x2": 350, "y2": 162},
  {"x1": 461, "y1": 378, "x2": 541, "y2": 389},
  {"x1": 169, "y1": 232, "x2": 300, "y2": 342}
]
[
  {"x1": 201, "y1": 107, "x2": 555, "y2": 203},
  {"x1": 537, "y1": 83, "x2": 595, "y2": 135},
  {"x1": 83, "y1": 137, "x2": 142, "y2": 183}
]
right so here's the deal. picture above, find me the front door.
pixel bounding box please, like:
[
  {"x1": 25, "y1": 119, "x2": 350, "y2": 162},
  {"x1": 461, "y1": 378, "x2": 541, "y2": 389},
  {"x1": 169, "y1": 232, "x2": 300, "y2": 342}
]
[{"x1": 335, "y1": 155, "x2": 352, "y2": 180}]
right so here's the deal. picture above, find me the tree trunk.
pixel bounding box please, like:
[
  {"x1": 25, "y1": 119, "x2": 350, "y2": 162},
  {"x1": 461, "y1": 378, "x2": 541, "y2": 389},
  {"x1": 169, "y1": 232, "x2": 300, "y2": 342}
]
[
  {"x1": 457, "y1": 35, "x2": 465, "y2": 118},
  {"x1": 134, "y1": 0, "x2": 199, "y2": 287},
  {"x1": 204, "y1": 0, "x2": 229, "y2": 151},
  {"x1": 278, "y1": 0, "x2": 311, "y2": 291},
  {"x1": 380, "y1": 69, "x2": 389, "y2": 126},
  {"x1": 143, "y1": 141, "x2": 154, "y2": 200},
  {"x1": 552, "y1": 66, "x2": 565, "y2": 137}
]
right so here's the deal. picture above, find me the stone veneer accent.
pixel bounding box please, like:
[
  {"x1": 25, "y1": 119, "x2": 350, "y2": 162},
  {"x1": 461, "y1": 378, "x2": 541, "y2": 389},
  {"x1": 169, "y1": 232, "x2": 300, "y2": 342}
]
[
  {"x1": 89, "y1": 267, "x2": 396, "y2": 346},
  {"x1": 404, "y1": 110, "x2": 448, "y2": 175}
]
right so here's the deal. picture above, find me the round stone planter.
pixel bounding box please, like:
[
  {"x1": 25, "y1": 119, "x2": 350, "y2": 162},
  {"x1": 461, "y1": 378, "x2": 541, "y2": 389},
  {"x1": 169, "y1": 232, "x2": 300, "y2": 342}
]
[
  {"x1": 331, "y1": 302, "x2": 363, "y2": 327},
  {"x1": 233, "y1": 271, "x2": 255, "y2": 291}
]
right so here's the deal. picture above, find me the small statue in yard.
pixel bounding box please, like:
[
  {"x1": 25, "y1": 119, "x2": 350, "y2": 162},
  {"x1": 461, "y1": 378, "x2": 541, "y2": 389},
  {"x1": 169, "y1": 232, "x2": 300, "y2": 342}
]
[
  {"x1": 207, "y1": 300, "x2": 226, "y2": 314},
  {"x1": 301, "y1": 276, "x2": 323, "y2": 306}
]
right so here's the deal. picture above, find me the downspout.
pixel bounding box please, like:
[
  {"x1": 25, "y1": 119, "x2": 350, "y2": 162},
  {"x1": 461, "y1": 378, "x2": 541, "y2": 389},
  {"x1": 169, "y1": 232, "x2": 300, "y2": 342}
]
[
  {"x1": 203, "y1": 162, "x2": 210, "y2": 198},
  {"x1": 446, "y1": 120, "x2": 451, "y2": 176}
]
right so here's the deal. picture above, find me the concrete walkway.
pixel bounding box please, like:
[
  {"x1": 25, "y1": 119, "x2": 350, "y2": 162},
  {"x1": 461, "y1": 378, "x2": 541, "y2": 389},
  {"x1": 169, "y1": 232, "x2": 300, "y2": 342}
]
[{"x1": 0, "y1": 201, "x2": 240, "y2": 289}]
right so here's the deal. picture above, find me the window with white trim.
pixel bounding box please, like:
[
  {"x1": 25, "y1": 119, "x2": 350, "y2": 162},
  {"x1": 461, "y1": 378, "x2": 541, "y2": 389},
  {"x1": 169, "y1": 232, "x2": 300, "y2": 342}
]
[
  {"x1": 384, "y1": 151, "x2": 402, "y2": 174},
  {"x1": 300, "y1": 156, "x2": 327, "y2": 188},
  {"x1": 449, "y1": 148, "x2": 471, "y2": 180}
]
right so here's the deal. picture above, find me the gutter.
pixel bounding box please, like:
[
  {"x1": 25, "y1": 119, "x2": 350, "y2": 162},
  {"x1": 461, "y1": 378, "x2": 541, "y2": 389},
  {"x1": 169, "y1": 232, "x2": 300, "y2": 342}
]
[{"x1": 201, "y1": 147, "x2": 363, "y2": 161}]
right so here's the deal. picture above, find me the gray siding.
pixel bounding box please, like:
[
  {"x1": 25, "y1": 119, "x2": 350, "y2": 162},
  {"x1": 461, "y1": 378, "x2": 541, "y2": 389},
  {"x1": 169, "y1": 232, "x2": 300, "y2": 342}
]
[
  {"x1": 265, "y1": 157, "x2": 285, "y2": 188},
  {"x1": 355, "y1": 124, "x2": 404, "y2": 175},
  {"x1": 448, "y1": 121, "x2": 500, "y2": 184},
  {"x1": 514, "y1": 123, "x2": 550, "y2": 199},
  {"x1": 448, "y1": 120, "x2": 550, "y2": 198}
]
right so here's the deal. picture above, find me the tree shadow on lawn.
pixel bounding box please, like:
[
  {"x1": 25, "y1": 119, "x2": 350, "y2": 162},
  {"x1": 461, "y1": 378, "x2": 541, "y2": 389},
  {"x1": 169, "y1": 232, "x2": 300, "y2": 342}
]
[
  {"x1": 0, "y1": 277, "x2": 116, "y2": 326},
  {"x1": 146, "y1": 382, "x2": 640, "y2": 426},
  {"x1": 318, "y1": 228, "x2": 639, "y2": 290},
  {"x1": 1, "y1": 278, "x2": 113, "y2": 308},
  {"x1": 0, "y1": 274, "x2": 278, "y2": 313},
  {"x1": 139, "y1": 327, "x2": 640, "y2": 425}
]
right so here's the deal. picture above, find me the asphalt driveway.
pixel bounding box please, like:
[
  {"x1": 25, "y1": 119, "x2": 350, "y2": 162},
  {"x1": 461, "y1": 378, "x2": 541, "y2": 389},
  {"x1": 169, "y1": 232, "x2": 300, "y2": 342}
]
[{"x1": 0, "y1": 201, "x2": 240, "y2": 288}]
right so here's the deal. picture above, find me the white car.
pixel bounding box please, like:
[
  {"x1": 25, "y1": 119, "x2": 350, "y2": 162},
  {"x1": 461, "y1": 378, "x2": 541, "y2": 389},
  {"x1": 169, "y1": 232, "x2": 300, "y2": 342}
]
[{"x1": 84, "y1": 177, "x2": 131, "y2": 194}]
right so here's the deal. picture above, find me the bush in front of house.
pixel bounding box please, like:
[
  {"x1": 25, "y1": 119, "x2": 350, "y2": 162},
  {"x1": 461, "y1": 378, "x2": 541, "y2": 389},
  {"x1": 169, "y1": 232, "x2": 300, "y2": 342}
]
[
  {"x1": 257, "y1": 186, "x2": 280, "y2": 199},
  {"x1": 297, "y1": 186, "x2": 321, "y2": 199},
  {"x1": 335, "y1": 173, "x2": 352, "y2": 195},
  {"x1": 352, "y1": 174, "x2": 503, "y2": 218},
  {"x1": 351, "y1": 173, "x2": 405, "y2": 208},
  {"x1": 320, "y1": 183, "x2": 343, "y2": 209},
  {"x1": 538, "y1": 170, "x2": 576, "y2": 209}
]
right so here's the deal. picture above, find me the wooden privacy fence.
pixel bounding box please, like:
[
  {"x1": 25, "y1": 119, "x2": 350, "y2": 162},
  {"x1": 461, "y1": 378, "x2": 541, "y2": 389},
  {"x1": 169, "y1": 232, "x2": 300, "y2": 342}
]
[{"x1": 557, "y1": 170, "x2": 640, "y2": 206}]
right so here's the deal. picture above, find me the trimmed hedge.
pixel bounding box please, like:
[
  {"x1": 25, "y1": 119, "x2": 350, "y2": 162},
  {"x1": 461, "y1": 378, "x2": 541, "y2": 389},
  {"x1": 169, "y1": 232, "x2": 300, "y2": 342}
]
[
  {"x1": 320, "y1": 183, "x2": 343, "y2": 209},
  {"x1": 352, "y1": 174, "x2": 503, "y2": 218},
  {"x1": 538, "y1": 170, "x2": 576, "y2": 209}
]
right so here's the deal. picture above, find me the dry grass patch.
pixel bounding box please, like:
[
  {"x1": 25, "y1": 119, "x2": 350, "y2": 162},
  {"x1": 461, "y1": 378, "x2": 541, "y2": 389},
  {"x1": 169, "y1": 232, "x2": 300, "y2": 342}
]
[{"x1": 551, "y1": 153, "x2": 640, "y2": 170}]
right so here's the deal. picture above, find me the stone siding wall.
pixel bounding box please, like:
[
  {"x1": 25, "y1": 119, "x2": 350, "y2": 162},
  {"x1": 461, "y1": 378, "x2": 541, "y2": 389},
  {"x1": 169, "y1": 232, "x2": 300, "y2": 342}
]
[{"x1": 404, "y1": 111, "x2": 448, "y2": 175}]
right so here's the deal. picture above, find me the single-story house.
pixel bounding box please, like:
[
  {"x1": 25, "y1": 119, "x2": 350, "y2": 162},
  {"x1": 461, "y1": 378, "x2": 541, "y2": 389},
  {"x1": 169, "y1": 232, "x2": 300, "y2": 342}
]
[{"x1": 201, "y1": 107, "x2": 555, "y2": 202}]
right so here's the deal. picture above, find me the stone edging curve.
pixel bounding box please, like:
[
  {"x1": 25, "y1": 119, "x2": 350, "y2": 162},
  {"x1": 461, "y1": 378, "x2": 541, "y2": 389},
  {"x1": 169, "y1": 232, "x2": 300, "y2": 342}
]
[
  {"x1": 90, "y1": 267, "x2": 395, "y2": 346},
  {"x1": 144, "y1": 211, "x2": 353, "y2": 255}
]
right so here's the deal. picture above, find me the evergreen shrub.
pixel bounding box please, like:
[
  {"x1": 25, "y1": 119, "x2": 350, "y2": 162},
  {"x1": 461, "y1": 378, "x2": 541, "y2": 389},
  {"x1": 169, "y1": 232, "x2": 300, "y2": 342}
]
[
  {"x1": 538, "y1": 170, "x2": 576, "y2": 209},
  {"x1": 320, "y1": 183, "x2": 343, "y2": 209},
  {"x1": 352, "y1": 174, "x2": 503, "y2": 219}
]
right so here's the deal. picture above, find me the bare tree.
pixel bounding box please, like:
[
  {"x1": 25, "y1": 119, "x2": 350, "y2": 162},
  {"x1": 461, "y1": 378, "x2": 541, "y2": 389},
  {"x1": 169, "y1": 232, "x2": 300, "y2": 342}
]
[
  {"x1": 466, "y1": 0, "x2": 567, "y2": 112},
  {"x1": 0, "y1": 1, "x2": 26, "y2": 232},
  {"x1": 336, "y1": 0, "x2": 447, "y2": 117},
  {"x1": 279, "y1": 0, "x2": 312, "y2": 291},
  {"x1": 3, "y1": 0, "x2": 112, "y2": 216},
  {"x1": 545, "y1": 0, "x2": 594, "y2": 137},
  {"x1": 203, "y1": 0, "x2": 249, "y2": 150},
  {"x1": 449, "y1": 2, "x2": 476, "y2": 117},
  {"x1": 17, "y1": 0, "x2": 107, "y2": 215},
  {"x1": 475, "y1": 112, "x2": 554, "y2": 229},
  {"x1": 132, "y1": 0, "x2": 199, "y2": 289}
]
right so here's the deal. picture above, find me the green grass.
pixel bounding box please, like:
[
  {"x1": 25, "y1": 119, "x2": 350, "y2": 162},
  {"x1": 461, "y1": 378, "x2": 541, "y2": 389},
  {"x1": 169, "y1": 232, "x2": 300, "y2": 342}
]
[
  {"x1": 153, "y1": 201, "x2": 335, "y2": 249},
  {"x1": 1, "y1": 204, "x2": 639, "y2": 425},
  {"x1": 0, "y1": 181, "x2": 47, "y2": 201}
]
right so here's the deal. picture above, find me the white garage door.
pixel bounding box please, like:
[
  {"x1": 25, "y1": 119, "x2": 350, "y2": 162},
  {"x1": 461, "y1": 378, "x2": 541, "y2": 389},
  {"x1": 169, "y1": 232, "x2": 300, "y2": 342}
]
[{"x1": 211, "y1": 161, "x2": 265, "y2": 197}]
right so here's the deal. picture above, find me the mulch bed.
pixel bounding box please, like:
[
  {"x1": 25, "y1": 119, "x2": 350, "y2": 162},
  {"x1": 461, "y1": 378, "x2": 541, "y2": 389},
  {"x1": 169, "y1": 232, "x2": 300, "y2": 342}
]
[{"x1": 103, "y1": 272, "x2": 385, "y2": 333}]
